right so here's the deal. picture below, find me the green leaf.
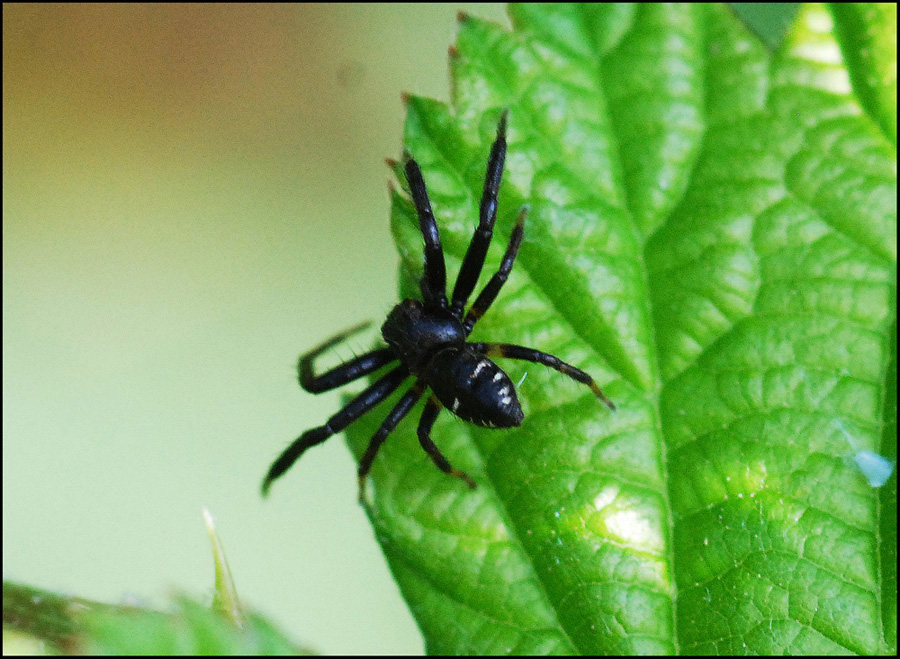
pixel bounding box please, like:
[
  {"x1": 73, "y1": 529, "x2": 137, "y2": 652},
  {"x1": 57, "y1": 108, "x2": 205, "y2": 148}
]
[
  {"x1": 830, "y1": 3, "x2": 898, "y2": 144},
  {"x1": 345, "y1": 4, "x2": 896, "y2": 654},
  {"x1": 729, "y1": 3, "x2": 802, "y2": 52},
  {"x1": 2, "y1": 513, "x2": 311, "y2": 655},
  {"x1": 2, "y1": 581, "x2": 305, "y2": 655},
  {"x1": 80, "y1": 596, "x2": 305, "y2": 656}
]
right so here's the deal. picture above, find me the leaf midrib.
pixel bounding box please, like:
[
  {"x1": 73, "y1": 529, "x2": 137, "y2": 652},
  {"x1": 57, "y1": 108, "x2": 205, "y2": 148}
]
[{"x1": 423, "y1": 18, "x2": 678, "y2": 654}]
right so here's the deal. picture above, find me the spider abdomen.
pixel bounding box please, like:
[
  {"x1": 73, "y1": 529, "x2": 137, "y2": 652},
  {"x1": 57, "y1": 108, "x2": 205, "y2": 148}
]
[{"x1": 424, "y1": 346, "x2": 524, "y2": 428}]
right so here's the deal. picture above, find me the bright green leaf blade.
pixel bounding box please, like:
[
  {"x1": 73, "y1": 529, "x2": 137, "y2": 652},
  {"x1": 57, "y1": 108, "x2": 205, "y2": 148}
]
[
  {"x1": 729, "y1": 3, "x2": 802, "y2": 52},
  {"x1": 881, "y1": 319, "x2": 898, "y2": 650},
  {"x1": 830, "y1": 3, "x2": 898, "y2": 144},
  {"x1": 1, "y1": 582, "x2": 309, "y2": 655},
  {"x1": 81, "y1": 596, "x2": 306, "y2": 655},
  {"x1": 343, "y1": 3, "x2": 896, "y2": 655}
]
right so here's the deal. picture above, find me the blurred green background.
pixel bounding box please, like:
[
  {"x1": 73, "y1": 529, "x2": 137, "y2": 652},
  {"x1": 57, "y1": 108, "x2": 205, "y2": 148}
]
[{"x1": 3, "y1": 4, "x2": 506, "y2": 654}]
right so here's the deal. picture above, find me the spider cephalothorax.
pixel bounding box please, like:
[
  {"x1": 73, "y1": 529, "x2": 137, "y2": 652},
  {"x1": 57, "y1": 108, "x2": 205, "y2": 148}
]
[{"x1": 262, "y1": 112, "x2": 614, "y2": 502}]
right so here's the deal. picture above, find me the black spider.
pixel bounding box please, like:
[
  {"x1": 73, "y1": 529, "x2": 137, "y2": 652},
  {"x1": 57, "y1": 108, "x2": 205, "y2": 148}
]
[{"x1": 262, "y1": 111, "x2": 615, "y2": 502}]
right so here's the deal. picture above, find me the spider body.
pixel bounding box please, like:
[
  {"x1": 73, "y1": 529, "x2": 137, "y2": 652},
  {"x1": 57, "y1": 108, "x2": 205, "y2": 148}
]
[
  {"x1": 380, "y1": 299, "x2": 464, "y2": 371},
  {"x1": 381, "y1": 298, "x2": 523, "y2": 428},
  {"x1": 262, "y1": 111, "x2": 614, "y2": 502}
]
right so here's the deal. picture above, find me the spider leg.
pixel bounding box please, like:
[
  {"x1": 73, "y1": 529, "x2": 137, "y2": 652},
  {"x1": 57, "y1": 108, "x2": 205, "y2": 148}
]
[
  {"x1": 261, "y1": 366, "x2": 409, "y2": 496},
  {"x1": 404, "y1": 156, "x2": 448, "y2": 308},
  {"x1": 298, "y1": 321, "x2": 394, "y2": 393},
  {"x1": 450, "y1": 111, "x2": 508, "y2": 315},
  {"x1": 417, "y1": 396, "x2": 477, "y2": 489},
  {"x1": 300, "y1": 347, "x2": 396, "y2": 394},
  {"x1": 472, "y1": 343, "x2": 616, "y2": 411},
  {"x1": 357, "y1": 381, "x2": 426, "y2": 503},
  {"x1": 462, "y1": 205, "x2": 527, "y2": 334}
]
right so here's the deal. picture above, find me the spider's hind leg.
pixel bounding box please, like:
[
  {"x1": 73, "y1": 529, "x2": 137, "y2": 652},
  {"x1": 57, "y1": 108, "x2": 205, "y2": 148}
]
[
  {"x1": 417, "y1": 396, "x2": 477, "y2": 489},
  {"x1": 356, "y1": 381, "x2": 426, "y2": 503},
  {"x1": 473, "y1": 343, "x2": 616, "y2": 411},
  {"x1": 262, "y1": 366, "x2": 409, "y2": 496}
]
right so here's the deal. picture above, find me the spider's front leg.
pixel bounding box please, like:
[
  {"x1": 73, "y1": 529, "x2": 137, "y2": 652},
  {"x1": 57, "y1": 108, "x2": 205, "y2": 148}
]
[
  {"x1": 261, "y1": 366, "x2": 409, "y2": 496},
  {"x1": 416, "y1": 396, "x2": 477, "y2": 489},
  {"x1": 404, "y1": 156, "x2": 448, "y2": 308},
  {"x1": 450, "y1": 110, "x2": 508, "y2": 315},
  {"x1": 463, "y1": 205, "x2": 527, "y2": 334}
]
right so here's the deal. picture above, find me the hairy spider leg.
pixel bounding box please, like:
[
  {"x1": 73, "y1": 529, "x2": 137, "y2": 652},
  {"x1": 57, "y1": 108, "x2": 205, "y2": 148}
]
[
  {"x1": 472, "y1": 343, "x2": 616, "y2": 411},
  {"x1": 261, "y1": 366, "x2": 410, "y2": 496},
  {"x1": 404, "y1": 156, "x2": 448, "y2": 309},
  {"x1": 356, "y1": 381, "x2": 427, "y2": 502},
  {"x1": 417, "y1": 396, "x2": 477, "y2": 489},
  {"x1": 297, "y1": 321, "x2": 395, "y2": 393},
  {"x1": 450, "y1": 111, "x2": 508, "y2": 315},
  {"x1": 300, "y1": 347, "x2": 395, "y2": 393},
  {"x1": 463, "y1": 205, "x2": 527, "y2": 334}
]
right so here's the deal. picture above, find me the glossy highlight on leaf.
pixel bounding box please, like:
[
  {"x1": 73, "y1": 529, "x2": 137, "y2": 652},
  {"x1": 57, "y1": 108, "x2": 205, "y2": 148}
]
[{"x1": 345, "y1": 4, "x2": 896, "y2": 655}]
